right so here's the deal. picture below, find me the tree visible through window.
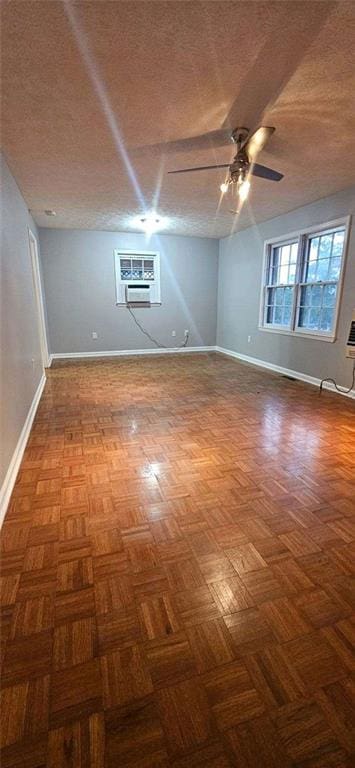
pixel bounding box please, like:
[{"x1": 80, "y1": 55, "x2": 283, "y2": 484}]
[
  {"x1": 265, "y1": 241, "x2": 298, "y2": 327},
  {"x1": 298, "y1": 230, "x2": 344, "y2": 333}
]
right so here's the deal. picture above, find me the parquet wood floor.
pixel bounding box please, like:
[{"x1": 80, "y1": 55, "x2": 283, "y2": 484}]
[{"x1": 1, "y1": 352, "x2": 354, "y2": 767}]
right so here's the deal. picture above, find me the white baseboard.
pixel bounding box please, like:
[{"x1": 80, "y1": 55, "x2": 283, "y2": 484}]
[
  {"x1": 50, "y1": 346, "x2": 215, "y2": 362},
  {"x1": 216, "y1": 346, "x2": 355, "y2": 400},
  {"x1": 0, "y1": 373, "x2": 46, "y2": 527}
]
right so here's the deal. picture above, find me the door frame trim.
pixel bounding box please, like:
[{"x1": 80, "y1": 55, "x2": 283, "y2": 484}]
[{"x1": 28, "y1": 228, "x2": 50, "y2": 368}]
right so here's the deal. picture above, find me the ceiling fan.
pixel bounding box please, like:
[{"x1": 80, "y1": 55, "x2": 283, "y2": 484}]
[{"x1": 168, "y1": 126, "x2": 283, "y2": 203}]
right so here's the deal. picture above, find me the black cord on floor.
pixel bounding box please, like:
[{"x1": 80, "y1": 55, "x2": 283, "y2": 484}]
[
  {"x1": 319, "y1": 360, "x2": 355, "y2": 395},
  {"x1": 126, "y1": 304, "x2": 189, "y2": 349}
]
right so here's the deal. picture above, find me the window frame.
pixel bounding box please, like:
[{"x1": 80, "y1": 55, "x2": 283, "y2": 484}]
[
  {"x1": 261, "y1": 235, "x2": 301, "y2": 332},
  {"x1": 114, "y1": 249, "x2": 161, "y2": 305},
  {"x1": 259, "y1": 216, "x2": 351, "y2": 342}
]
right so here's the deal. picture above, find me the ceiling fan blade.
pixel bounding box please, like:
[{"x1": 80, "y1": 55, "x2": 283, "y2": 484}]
[
  {"x1": 246, "y1": 127, "x2": 275, "y2": 160},
  {"x1": 132, "y1": 129, "x2": 232, "y2": 156},
  {"x1": 251, "y1": 163, "x2": 283, "y2": 182},
  {"x1": 168, "y1": 163, "x2": 230, "y2": 174}
]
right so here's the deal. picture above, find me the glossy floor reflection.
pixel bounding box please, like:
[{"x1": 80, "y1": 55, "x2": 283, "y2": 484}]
[{"x1": 1, "y1": 353, "x2": 354, "y2": 766}]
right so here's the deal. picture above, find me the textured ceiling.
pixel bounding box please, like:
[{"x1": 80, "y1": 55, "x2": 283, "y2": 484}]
[{"x1": 2, "y1": 0, "x2": 355, "y2": 238}]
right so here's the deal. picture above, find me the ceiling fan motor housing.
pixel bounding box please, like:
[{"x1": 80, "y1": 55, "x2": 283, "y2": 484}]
[
  {"x1": 167, "y1": 125, "x2": 282, "y2": 185},
  {"x1": 231, "y1": 127, "x2": 249, "y2": 146},
  {"x1": 230, "y1": 152, "x2": 249, "y2": 183}
]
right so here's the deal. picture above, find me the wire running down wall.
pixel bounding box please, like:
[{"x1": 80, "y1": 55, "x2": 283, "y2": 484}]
[
  {"x1": 217, "y1": 185, "x2": 355, "y2": 388},
  {"x1": 39, "y1": 229, "x2": 218, "y2": 355}
]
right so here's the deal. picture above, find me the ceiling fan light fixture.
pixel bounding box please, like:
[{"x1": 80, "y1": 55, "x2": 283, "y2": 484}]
[
  {"x1": 133, "y1": 211, "x2": 167, "y2": 235},
  {"x1": 238, "y1": 178, "x2": 251, "y2": 202},
  {"x1": 166, "y1": 126, "x2": 282, "y2": 205}
]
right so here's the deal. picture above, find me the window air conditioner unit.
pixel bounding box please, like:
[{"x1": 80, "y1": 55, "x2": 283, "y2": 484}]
[
  {"x1": 126, "y1": 284, "x2": 151, "y2": 304},
  {"x1": 346, "y1": 309, "x2": 355, "y2": 359}
]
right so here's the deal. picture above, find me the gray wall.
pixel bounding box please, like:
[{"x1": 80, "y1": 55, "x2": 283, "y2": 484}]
[
  {"x1": 39, "y1": 229, "x2": 218, "y2": 353},
  {"x1": 217, "y1": 186, "x2": 355, "y2": 386},
  {"x1": 0, "y1": 154, "x2": 44, "y2": 490}
]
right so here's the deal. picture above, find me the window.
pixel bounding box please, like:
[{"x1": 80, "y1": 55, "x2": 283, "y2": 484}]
[
  {"x1": 265, "y1": 240, "x2": 298, "y2": 328},
  {"x1": 260, "y1": 218, "x2": 349, "y2": 341},
  {"x1": 120, "y1": 257, "x2": 155, "y2": 281},
  {"x1": 298, "y1": 230, "x2": 344, "y2": 334},
  {"x1": 114, "y1": 250, "x2": 161, "y2": 304}
]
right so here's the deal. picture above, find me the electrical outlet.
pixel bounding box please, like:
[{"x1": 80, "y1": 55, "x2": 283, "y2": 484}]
[
  {"x1": 172, "y1": 330, "x2": 176, "y2": 337},
  {"x1": 184, "y1": 329, "x2": 189, "y2": 336},
  {"x1": 92, "y1": 332, "x2": 98, "y2": 339},
  {"x1": 247, "y1": 335, "x2": 251, "y2": 343}
]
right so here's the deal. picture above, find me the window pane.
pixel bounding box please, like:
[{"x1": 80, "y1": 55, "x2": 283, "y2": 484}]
[
  {"x1": 300, "y1": 285, "x2": 311, "y2": 306},
  {"x1": 319, "y1": 234, "x2": 332, "y2": 259},
  {"x1": 120, "y1": 258, "x2": 132, "y2": 279},
  {"x1": 132, "y1": 259, "x2": 143, "y2": 278},
  {"x1": 271, "y1": 248, "x2": 279, "y2": 268},
  {"x1": 323, "y1": 284, "x2": 336, "y2": 307},
  {"x1": 305, "y1": 230, "x2": 344, "y2": 285},
  {"x1": 309, "y1": 237, "x2": 319, "y2": 261},
  {"x1": 270, "y1": 248, "x2": 280, "y2": 284},
  {"x1": 306, "y1": 259, "x2": 317, "y2": 282},
  {"x1": 274, "y1": 306, "x2": 282, "y2": 324},
  {"x1": 320, "y1": 307, "x2": 334, "y2": 331},
  {"x1": 284, "y1": 286, "x2": 294, "y2": 306},
  {"x1": 266, "y1": 305, "x2": 274, "y2": 324},
  {"x1": 269, "y1": 242, "x2": 298, "y2": 286},
  {"x1": 332, "y1": 230, "x2": 345, "y2": 257},
  {"x1": 281, "y1": 245, "x2": 290, "y2": 265},
  {"x1": 298, "y1": 283, "x2": 337, "y2": 334},
  {"x1": 316, "y1": 258, "x2": 330, "y2": 281},
  {"x1": 310, "y1": 285, "x2": 322, "y2": 307},
  {"x1": 272, "y1": 248, "x2": 280, "y2": 285},
  {"x1": 289, "y1": 262, "x2": 297, "y2": 282},
  {"x1": 266, "y1": 287, "x2": 276, "y2": 325},
  {"x1": 279, "y1": 264, "x2": 289, "y2": 284},
  {"x1": 267, "y1": 287, "x2": 275, "y2": 305},
  {"x1": 266, "y1": 285, "x2": 293, "y2": 327},
  {"x1": 309, "y1": 308, "x2": 321, "y2": 329},
  {"x1": 299, "y1": 307, "x2": 310, "y2": 327},
  {"x1": 275, "y1": 287, "x2": 284, "y2": 304},
  {"x1": 143, "y1": 259, "x2": 154, "y2": 280},
  {"x1": 329, "y1": 256, "x2": 341, "y2": 280},
  {"x1": 283, "y1": 304, "x2": 292, "y2": 325}
]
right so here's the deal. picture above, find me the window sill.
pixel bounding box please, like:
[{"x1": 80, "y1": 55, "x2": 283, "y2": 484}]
[{"x1": 258, "y1": 326, "x2": 336, "y2": 343}]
